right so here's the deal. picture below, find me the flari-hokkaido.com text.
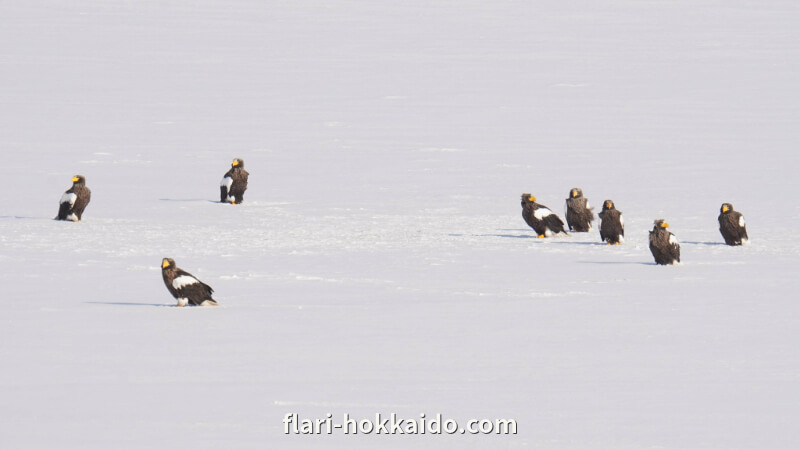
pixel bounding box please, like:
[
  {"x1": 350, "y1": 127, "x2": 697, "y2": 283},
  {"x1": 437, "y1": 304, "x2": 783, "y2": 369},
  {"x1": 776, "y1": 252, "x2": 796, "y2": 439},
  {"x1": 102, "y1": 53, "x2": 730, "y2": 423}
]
[{"x1": 283, "y1": 413, "x2": 517, "y2": 435}]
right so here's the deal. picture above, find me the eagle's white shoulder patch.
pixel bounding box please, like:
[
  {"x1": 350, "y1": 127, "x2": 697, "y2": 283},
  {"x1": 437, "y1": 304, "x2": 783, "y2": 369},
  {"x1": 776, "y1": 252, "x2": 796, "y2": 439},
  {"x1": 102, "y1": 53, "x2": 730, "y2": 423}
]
[
  {"x1": 739, "y1": 216, "x2": 745, "y2": 227},
  {"x1": 220, "y1": 176, "x2": 233, "y2": 189},
  {"x1": 533, "y1": 208, "x2": 553, "y2": 220},
  {"x1": 61, "y1": 192, "x2": 77, "y2": 206},
  {"x1": 173, "y1": 275, "x2": 199, "y2": 290}
]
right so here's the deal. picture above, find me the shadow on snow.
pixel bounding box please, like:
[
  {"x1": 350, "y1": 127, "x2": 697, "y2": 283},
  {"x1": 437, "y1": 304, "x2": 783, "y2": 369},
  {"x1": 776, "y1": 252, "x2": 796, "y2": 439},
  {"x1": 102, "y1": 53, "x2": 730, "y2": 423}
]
[
  {"x1": 158, "y1": 198, "x2": 219, "y2": 203},
  {"x1": 577, "y1": 260, "x2": 655, "y2": 266},
  {"x1": 85, "y1": 301, "x2": 170, "y2": 307}
]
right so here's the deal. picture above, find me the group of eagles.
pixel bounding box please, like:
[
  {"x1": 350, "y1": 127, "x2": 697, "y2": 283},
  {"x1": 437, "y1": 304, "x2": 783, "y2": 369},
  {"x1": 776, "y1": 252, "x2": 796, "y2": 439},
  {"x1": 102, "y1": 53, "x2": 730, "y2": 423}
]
[
  {"x1": 55, "y1": 158, "x2": 249, "y2": 307},
  {"x1": 521, "y1": 188, "x2": 749, "y2": 266},
  {"x1": 53, "y1": 162, "x2": 749, "y2": 307}
]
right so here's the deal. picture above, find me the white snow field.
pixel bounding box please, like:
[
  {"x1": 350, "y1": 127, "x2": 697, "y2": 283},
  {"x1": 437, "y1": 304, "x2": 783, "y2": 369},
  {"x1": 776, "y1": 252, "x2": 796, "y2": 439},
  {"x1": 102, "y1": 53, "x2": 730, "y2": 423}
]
[{"x1": 1, "y1": 1, "x2": 799, "y2": 448}]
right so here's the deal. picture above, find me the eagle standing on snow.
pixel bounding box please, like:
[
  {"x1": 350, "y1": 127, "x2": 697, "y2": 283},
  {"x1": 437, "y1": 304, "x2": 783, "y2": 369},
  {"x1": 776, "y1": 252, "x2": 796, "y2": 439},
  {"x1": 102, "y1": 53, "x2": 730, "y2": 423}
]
[
  {"x1": 598, "y1": 199, "x2": 624, "y2": 245},
  {"x1": 718, "y1": 203, "x2": 749, "y2": 246},
  {"x1": 521, "y1": 193, "x2": 568, "y2": 238},
  {"x1": 161, "y1": 258, "x2": 219, "y2": 307},
  {"x1": 220, "y1": 158, "x2": 249, "y2": 204},
  {"x1": 55, "y1": 175, "x2": 91, "y2": 222},
  {"x1": 565, "y1": 188, "x2": 594, "y2": 232},
  {"x1": 649, "y1": 219, "x2": 680, "y2": 265}
]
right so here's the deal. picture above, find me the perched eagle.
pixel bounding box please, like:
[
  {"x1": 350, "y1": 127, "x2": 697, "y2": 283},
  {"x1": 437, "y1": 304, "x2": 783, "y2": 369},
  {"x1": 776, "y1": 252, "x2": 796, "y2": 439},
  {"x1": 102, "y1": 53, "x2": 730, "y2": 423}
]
[
  {"x1": 520, "y1": 193, "x2": 568, "y2": 238},
  {"x1": 565, "y1": 187, "x2": 594, "y2": 232},
  {"x1": 598, "y1": 199, "x2": 624, "y2": 245},
  {"x1": 718, "y1": 203, "x2": 749, "y2": 246},
  {"x1": 161, "y1": 258, "x2": 219, "y2": 307},
  {"x1": 220, "y1": 158, "x2": 249, "y2": 204},
  {"x1": 55, "y1": 175, "x2": 91, "y2": 222},
  {"x1": 649, "y1": 219, "x2": 680, "y2": 265}
]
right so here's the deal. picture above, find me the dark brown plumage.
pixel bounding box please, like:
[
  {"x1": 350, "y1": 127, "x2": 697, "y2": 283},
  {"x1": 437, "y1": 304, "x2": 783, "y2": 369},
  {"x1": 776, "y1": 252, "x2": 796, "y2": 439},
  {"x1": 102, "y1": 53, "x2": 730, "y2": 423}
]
[
  {"x1": 55, "y1": 175, "x2": 91, "y2": 221},
  {"x1": 718, "y1": 203, "x2": 749, "y2": 246},
  {"x1": 565, "y1": 188, "x2": 594, "y2": 232},
  {"x1": 649, "y1": 220, "x2": 680, "y2": 265},
  {"x1": 521, "y1": 193, "x2": 568, "y2": 238},
  {"x1": 220, "y1": 158, "x2": 249, "y2": 204},
  {"x1": 598, "y1": 200, "x2": 624, "y2": 245},
  {"x1": 161, "y1": 258, "x2": 218, "y2": 307}
]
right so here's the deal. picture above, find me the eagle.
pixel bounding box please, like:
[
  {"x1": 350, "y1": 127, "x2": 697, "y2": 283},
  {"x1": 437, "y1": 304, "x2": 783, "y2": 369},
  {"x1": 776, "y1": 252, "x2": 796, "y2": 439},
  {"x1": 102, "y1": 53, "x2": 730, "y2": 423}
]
[
  {"x1": 521, "y1": 193, "x2": 568, "y2": 238},
  {"x1": 598, "y1": 200, "x2": 624, "y2": 244},
  {"x1": 649, "y1": 220, "x2": 680, "y2": 265},
  {"x1": 220, "y1": 158, "x2": 249, "y2": 204},
  {"x1": 55, "y1": 175, "x2": 91, "y2": 221},
  {"x1": 565, "y1": 188, "x2": 594, "y2": 232},
  {"x1": 161, "y1": 258, "x2": 219, "y2": 306},
  {"x1": 718, "y1": 203, "x2": 749, "y2": 246}
]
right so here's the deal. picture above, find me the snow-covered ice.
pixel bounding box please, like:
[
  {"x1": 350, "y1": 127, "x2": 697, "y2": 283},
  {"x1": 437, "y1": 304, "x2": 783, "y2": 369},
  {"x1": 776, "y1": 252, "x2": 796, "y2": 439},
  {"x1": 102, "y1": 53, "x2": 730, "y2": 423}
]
[{"x1": 1, "y1": 1, "x2": 798, "y2": 449}]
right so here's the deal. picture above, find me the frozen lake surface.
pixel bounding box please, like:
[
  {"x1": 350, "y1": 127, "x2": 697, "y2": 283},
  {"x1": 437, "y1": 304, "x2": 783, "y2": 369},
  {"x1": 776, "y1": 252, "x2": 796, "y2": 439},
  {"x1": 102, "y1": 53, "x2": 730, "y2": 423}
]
[{"x1": 1, "y1": 1, "x2": 798, "y2": 448}]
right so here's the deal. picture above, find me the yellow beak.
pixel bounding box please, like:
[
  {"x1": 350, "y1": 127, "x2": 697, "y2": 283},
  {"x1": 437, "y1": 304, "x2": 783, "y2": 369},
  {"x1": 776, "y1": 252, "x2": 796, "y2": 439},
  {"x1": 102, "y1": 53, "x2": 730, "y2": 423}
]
[
  {"x1": 232, "y1": 160, "x2": 239, "y2": 166},
  {"x1": 528, "y1": 196, "x2": 536, "y2": 202},
  {"x1": 161, "y1": 259, "x2": 170, "y2": 268},
  {"x1": 661, "y1": 222, "x2": 670, "y2": 228},
  {"x1": 722, "y1": 205, "x2": 729, "y2": 213},
  {"x1": 72, "y1": 176, "x2": 79, "y2": 182}
]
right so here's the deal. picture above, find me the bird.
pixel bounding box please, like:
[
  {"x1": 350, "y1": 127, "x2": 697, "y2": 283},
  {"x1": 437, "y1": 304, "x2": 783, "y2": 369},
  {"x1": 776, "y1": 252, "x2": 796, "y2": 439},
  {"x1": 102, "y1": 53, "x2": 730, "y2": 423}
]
[
  {"x1": 564, "y1": 187, "x2": 594, "y2": 232},
  {"x1": 521, "y1": 193, "x2": 568, "y2": 238},
  {"x1": 598, "y1": 200, "x2": 624, "y2": 245},
  {"x1": 649, "y1": 219, "x2": 680, "y2": 265},
  {"x1": 220, "y1": 158, "x2": 249, "y2": 204},
  {"x1": 718, "y1": 203, "x2": 749, "y2": 246},
  {"x1": 55, "y1": 175, "x2": 91, "y2": 222},
  {"x1": 160, "y1": 258, "x2": 219, "y2": 307}
]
